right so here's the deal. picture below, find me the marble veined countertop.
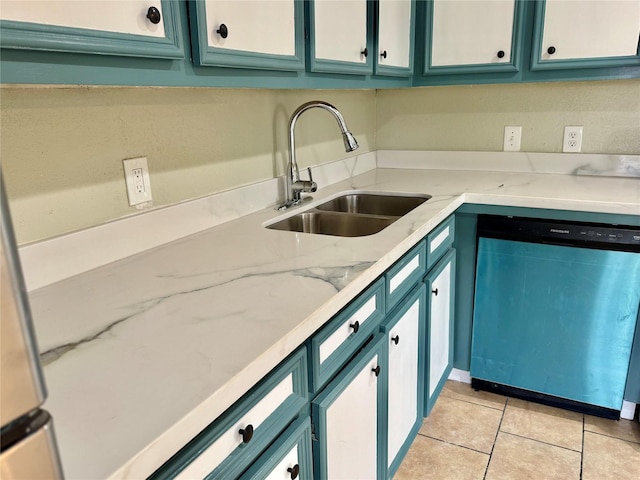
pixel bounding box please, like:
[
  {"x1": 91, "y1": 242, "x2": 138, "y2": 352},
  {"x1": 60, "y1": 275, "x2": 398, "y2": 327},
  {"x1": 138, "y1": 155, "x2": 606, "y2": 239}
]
[{"x1": 27, "y1": 161, "x2": 640, "y2": 479}]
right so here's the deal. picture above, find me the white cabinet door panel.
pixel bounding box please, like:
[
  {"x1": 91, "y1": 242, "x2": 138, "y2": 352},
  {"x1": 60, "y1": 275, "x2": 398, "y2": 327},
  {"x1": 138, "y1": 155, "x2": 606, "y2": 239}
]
[
  {"x1": 325, "y1": 353, "x2": 379, "y2": 479},
  {"x1": 431, "y1": 0, "x2": 515, "y2": 66},
  {"x1": 541, "y1": 0, "x2": 640, "y2": 61},
  {"x1": 204, "y1": 0, "x2": 296, "y2": 55},
  {"x1": 314, "y1": 0, "x2": 368, "y2": 64},
  {"x1": 378, "y1": 0, "x2": 412, "y2": 68},
  {"x1": 387, "y1": 298, "x2": 421, "y2": 467},
  {"x1": 0, "y1": 0, "x2": 166, "y2": 37},
  {"x1": 429, "y1": 262, "x2": 451, "y2": 396}
]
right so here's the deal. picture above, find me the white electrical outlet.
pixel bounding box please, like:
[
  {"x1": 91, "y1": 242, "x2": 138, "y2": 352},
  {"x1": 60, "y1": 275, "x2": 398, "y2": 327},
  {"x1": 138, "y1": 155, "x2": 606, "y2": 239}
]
[
  {"x1": 503, "y1": 126, "x2": 522, "y2": 151},
  {"x1": 123, "y1": 157, "x2": 152, "y2": 207},
  {"x1": 563, "y1": 126, "x2": 583, "y2": 153}
]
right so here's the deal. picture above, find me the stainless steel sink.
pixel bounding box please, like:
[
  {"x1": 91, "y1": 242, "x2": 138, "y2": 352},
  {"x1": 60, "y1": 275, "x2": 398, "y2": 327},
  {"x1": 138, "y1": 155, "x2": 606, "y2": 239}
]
[
  {"x1": 315, "y1": 193, "x2": 431, "y2": 216},
  {"x1": 265, "y1": 191, "x2": 431, "y2": 237},
  {"x1": 266, "y1": 211, "x2": 397, "y2": 237}
]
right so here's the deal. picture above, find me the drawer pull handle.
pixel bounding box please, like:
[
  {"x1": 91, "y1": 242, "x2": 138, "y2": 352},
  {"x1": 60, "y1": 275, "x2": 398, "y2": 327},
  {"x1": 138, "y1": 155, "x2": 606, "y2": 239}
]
[
  {"x1": 361, "y1": 47, "x2": 368, "y2": 57},
  {"x1": 497, "y1": 50, "x2": 505, "y2": 58},
  {"x1": 372, "y1": 365, "x2": 381, "y2": 377},
  {"x1": 238, "y1": 424, "x2": 254, "y2": 444},
  {"x1": 547, "y1": 46, "x2": 556, "y2": 55},
  {"x1": 217, "y1": 23, "x2": 229, "y2": 39},
  {"x1": 380, "y1": 50, "x2": 388, "y2": 59},
  {"x1": 287, "y1": 464, "x2": 300, "y2": 479},
  {"x1": 146, "y1": 6, "x2": 161, "y2": 25},
  {"x1": 350, "y1": 321, "x2": 360, "y2": 333},
  {"x1": 391, "y1": 335, "x2": 400, "y2": 345},
  {"x1": 432, "y1": 288, "x2": 438, "y2": 296}
]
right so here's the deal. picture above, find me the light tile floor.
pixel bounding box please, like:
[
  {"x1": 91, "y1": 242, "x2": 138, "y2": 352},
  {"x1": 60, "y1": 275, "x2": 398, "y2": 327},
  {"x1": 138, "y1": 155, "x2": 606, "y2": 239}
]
[{"x1": 395, "y1": 381, "x2": 640, "y2": 480}]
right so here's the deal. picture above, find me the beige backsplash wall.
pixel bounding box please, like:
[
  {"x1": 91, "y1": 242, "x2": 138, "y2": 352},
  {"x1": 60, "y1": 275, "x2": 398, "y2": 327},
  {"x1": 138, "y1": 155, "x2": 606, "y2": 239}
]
[
  {"x1": 1, "y1": 87, "x2": 376, "y2": 244},
  {"x1": 377, "y1": 80, "x2": 640, "y2": 153},
  {"x1": 2, "y1": 79, "x2": 639, "y2": 245}
]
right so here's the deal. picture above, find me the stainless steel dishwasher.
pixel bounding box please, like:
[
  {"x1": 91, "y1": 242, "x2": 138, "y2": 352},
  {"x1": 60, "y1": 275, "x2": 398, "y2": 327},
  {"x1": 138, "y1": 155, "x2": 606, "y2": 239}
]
[{"x1": 470, "y1": 215, "x2": 640, "y2": 419}]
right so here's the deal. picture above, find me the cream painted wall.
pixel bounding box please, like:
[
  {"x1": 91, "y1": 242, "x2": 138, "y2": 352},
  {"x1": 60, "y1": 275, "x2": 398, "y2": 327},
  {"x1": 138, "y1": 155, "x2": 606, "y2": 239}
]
[
  {"x1": 377, "y1": 80, "x2": 640, "y2": 154},
  {"x1": 2, "y1": 80, "x2": 639, "y2": 245},
  {"x1": 1, "y1": 87, "x2": 375, "y2": 244}
]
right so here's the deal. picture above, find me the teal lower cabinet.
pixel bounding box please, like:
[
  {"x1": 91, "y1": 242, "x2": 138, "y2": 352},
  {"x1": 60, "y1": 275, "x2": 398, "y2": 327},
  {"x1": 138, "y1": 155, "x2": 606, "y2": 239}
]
[
  {"x1": 149, "y1": 348, "x2": 308, "y2": 479},
  {"x1": 382, "y1": 284, "x2": 426, "y2": 478},
  {"x1": 424, "y1": 248, "x2": 456, "y2": 416},
  {"x1": 311, "y1": 334, "x2": 386, "y2": 480},
  {"x1": 239, "y1": 416, "x2": 313, "y2": 480}
]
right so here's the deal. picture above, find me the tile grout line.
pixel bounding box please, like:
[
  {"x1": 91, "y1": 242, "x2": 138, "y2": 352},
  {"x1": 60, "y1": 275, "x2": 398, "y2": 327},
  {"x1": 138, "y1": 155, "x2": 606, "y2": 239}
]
[
  {"x1": 580, "y1": 415, "x2": 585, "y2": 480},
  {"x1": 483, "y1": 395, "x2": 509, "y2": 480},
  {"x1": 497, "y1": 430, "x2": 583, "y2": 454},
  {"x1": 584, "y1": 429, "x2": 640, "y2": 445},
  {"x1": 416, "y1": 432, "x2": 493, "y2": 457},
  {"x1": 439, "y1": 392, "x2": 506, "y2": 412}
]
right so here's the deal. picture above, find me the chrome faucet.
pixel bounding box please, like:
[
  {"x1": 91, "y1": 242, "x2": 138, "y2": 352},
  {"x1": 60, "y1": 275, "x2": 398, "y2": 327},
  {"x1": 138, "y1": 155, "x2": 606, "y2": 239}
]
[{"x1": 277, "y1": 101, "x2": 359, "y2": 210}]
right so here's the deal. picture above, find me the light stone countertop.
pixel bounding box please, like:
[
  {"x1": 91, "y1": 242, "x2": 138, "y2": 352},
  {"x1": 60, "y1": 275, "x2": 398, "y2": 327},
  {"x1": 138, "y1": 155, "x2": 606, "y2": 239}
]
[{"x1": 27, "y1": 165, "x2": 640, "y2": 479}]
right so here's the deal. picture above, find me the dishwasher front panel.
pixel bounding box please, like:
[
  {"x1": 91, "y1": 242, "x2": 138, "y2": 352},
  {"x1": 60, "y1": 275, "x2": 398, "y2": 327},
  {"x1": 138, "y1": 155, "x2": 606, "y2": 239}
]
[{"x1": 470, "y1": 237, "x2": 640, "y2": 413}]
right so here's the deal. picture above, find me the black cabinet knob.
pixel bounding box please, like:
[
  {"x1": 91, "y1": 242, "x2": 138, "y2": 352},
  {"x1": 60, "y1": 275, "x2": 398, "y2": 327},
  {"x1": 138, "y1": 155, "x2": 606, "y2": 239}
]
[
  {"x1": 391, "y1": 335, "x2": 400, "y2": 345},
  {"x1": 372, "y1": 365, "x2": 381, "y2": 377},
  {"x1": 238, "y1": 424, "x2": 254, "y2": 443},
  {"x1": 217, "y1": 24, "x2": 229, "y2": 39},
  {"x1": 287, "y1": 464, "x2": 300, "y2": 479},
  {"x1": 497, "y1": 50, "x2": 505, "y2": 58},
  {"x1": 146, "y1": 6, "x2": 161, "y2": 25},
  {"x1": 380, "y1": 50, "x2": 387, "y2": 59},
  {"x1": 361, "y1": 48, "x2": 368, "y2": 57},
  {"x1": 432, "y1": 288, "x2": 439, "y2": 296},
  {"x1": 547, "y1": 46, "x2": 556, "y2": 55},
  {"x1": 350, "y1": 321, "x2": 360, "y2": 333}
]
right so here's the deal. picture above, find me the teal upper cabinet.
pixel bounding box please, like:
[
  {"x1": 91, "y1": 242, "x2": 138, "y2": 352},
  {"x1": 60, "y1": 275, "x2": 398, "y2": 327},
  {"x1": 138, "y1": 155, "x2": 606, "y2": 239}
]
[
  {"x1": 375, "y1": 0, "x2": 416, "y2": 76},
  {"x1": 531, "y1": 0, "x2": 640, "y2": 70},
  {"x1": 308, "y1": 0, "x2": 373, "y2": 74},
  {"x1": 0, "y1": 0, "x2": 183, "y2": 59},
  {"x1": 188, "y1": 0, "x2": 305, "y2": 70},
  {"x1": 424, "y1": 0, "x2": 524, "y2": 75}
]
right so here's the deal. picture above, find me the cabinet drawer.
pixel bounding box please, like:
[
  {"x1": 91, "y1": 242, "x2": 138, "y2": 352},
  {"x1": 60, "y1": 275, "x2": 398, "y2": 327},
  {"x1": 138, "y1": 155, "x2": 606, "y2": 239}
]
[
  {"x1": 150, "y1": 348, "x2": 308, "y2": 480},
  {"x1": 385, "y1": 240, "x2": 427, "y2": 313},
  {"x1": 309, "y1": 278, "x2": 385, "y2": 393},
  {"x1": 239, "y1": 416, "x2": 313, "y2": 480},
  {"x1": 426, "y1": 215, "x2": 455, "y2": 269}
]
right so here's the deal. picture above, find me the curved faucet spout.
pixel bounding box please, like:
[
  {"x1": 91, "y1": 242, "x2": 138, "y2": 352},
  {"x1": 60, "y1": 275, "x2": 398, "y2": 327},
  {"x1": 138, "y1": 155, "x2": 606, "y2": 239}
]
[{"x1": 277, "y1": 101, "x2": 359, "y2": 210}]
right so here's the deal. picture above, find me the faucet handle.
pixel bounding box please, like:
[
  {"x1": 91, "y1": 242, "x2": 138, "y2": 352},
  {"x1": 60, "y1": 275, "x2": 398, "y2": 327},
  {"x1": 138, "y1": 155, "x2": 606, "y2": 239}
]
[{"x1": 306, "y1": 167, "x2": 313, "y2": 183}]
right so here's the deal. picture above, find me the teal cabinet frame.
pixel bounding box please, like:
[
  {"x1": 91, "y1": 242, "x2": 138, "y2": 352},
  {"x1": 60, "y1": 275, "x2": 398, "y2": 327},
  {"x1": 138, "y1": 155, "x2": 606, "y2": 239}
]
[
  {"x1": 422, "y1": 0, "x2": 525, "y2": 76},
  {"x1": 311, "y1": 333, "x2": 386, "y2": 480},
  {"x1": 188, "y1": 0, "x2": 305, "y2": 71},
  {"x1": 307, "y1": 0, "x2": 374, "y2": 75},
  {"x1": 308, "y1": 277, "x2": 385, "y2": 394},
  {"x1": 374, "y1": 0, "x2": 416, "y2": 77},
  {"x1": 530, "y1": 0, "x2": 640, "y2": 71},
  {"x1": 239, "y1": 416, "x2": 314, "y2": 480},
  {"x1": 0, "y1": 0, "x2": 184, "y2": 59},
  {"x1": 149, "y1": 347, "x2": 309, "y2": 480},
  {"x1": 424, "y1": 248, "x2": 456, "y2": 416},
  {"x1": 426, "y1": 215, "x2": 455, "y2": 269},
  {"x1": 385, "y1": 240, "x2": 427, "y2": 313}
]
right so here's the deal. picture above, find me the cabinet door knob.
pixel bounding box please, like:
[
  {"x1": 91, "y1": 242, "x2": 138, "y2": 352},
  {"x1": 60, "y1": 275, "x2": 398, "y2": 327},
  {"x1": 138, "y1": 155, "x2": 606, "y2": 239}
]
[
  {"x1": 350, "y1": 321, "x2": 360, "y2": 333},
  {"x1": 497, "y1": 50, "x2": 505, "y2": 58},
  {"x1": 217, "y1": 24, "x2": 229, "y2": 39},
  {"x1": 391, "y1": 335, "x2": 400, "y2": 345},
  {"x1": 432, "y1": 288, "x2": 439, "y2": 296},
  {"x1": 238, "y1": 424, "x2": 254, "y2": 443},
  {"x1": 361, "y1": 47, "x2": 368, "y2": 57},
  {"x1": 372, "y1": 365, "x2": 381, "y2": 377},
  {"x1": 287, "y1": 464, "x2": 300, "y2": 479},
  {"x1": 380, "y1": 50, "x2": 387, "y2": 59},
  {"x1": 146, "y1": 6, "x2": 161, "y2": 25},
  {"x1": 547, "y1": 46, "x2": 556, "y2": 55}
]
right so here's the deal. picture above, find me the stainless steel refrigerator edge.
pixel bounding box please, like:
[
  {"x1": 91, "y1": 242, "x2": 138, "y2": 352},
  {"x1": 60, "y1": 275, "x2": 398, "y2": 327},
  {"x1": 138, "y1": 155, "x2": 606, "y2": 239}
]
[{"x1": 1, "y1": 170, "x2": 63, "y2": 479}]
